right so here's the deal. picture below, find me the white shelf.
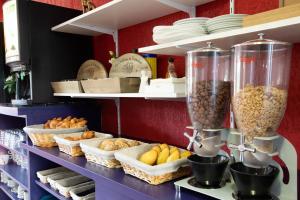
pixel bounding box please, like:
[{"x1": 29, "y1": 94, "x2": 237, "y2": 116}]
[
  {"x1": 52, "y1": 0, "x2": 214, "y2": 36},
  {"x1": 54, "y1": 93, "x2": 185, "y2": 100},
  {"x1": 139, "y1": 16, "x2": 300, "y2": 56}
]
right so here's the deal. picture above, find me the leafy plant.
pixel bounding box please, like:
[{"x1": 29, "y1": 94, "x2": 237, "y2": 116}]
[
  {"x1": 3, "y1": 71, "x2": 27, "y2": 95},
  {"x1": 4, "y1": 74, "x2": 16, "y2": 95}
]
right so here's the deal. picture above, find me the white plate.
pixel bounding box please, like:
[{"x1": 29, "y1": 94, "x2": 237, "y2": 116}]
[
  {"x1": 153, "y1": 28, "x2": 206, "y2": 39},
  {"x1": 24, "y1": 124, "x2": 87, "y2": 135},
  {"x1": 153, "y1": 33, "x2": 206, "y2": 44},
  {"x1": 207, "y1": 19, "x2": 243, "y2": 26},
  {"x1": 208, "y1": 24, "x2": 242, "y2": 31},
  {"x1": 207, "y1": 21, "x2": 242, "y2": 29},
  {"x1": 209, "y1": 26, "x2": 241, "y2": 33},
  {"x1": 174, "y1": 17, "x2": 209, "y2": 25},
  {"x1": 207, "y1": 14, "x2": 247, "y2": 25}
]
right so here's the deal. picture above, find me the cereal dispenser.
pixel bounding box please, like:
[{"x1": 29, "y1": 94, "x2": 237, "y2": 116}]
[
  {"x1": 184, "y1": 42, "x2": 231, "y2": 188},
  {"x1": 229, "y1": 34, "x2": 295, "y2": 199}
]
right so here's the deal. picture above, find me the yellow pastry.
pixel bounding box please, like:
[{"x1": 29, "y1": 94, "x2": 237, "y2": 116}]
[
  {"x1": 151, "y1": 145, "x2": 161, "y2": 153},
  {"x1": 157, "y1": 148, "x2": 169, "y2": 165},
  {"x1": 166, "y1": 150, "x2": 180, "y2": 163},
  {"x1": 181, "y1": 150, "x2": 192, "y2": 159},
  {"x1": 139, "y1": 150, "x2": 158, "y2": 165},
  {"x1": 159, "y1": 143, "x2": 169, "y2": 150}
]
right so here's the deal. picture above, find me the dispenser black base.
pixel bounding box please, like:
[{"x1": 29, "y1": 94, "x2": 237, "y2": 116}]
[
  {"x1": 232, "y1": 192, "x2": 279, "y2": 200},
  {"x1": 187, "y1": 177, "x2": 226, "y2": 189}
]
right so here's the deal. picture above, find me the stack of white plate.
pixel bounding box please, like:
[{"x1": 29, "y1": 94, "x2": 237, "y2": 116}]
[
  {"x1": 153, "y1": 17, "x2": 209, "y2": 44},
  {"x1": 206, "y1": 14, "x2": 248, "y2": 34}
]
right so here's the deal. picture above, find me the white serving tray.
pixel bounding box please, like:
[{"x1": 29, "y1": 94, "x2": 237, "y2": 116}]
[
  {"x1": 37, "y1": 167, "x2": 70, "y2": 184},
  {"x1": 48, "y1": 171, "x2": 79, "y2": 190},
  {"x1": 56, "y1": 175, "x2": 92, "y2": 197},
  {"x1": 114, "y1": 144, "x2": 189, "y2": 176},
  {"x1": 70, "y1": 183, "x2": 95, "y2": 200}
]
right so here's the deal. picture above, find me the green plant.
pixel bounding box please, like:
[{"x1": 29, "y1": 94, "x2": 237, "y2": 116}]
[
  {"x1": 4, "y1": 74, "x2": 16, "y2": 95},
  {"x1": 4, "y1": 71, "x2": 26, "y2": 95}
]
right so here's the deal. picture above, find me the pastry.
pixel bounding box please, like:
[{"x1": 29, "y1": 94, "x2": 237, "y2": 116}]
[{"x1": 81, "y1": 131, "x2": 95, "y2": 139}]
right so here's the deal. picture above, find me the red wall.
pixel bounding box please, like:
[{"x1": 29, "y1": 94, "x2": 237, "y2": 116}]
[{"x1": 5, "y1": 0, "x2": 299, "y2": 170}]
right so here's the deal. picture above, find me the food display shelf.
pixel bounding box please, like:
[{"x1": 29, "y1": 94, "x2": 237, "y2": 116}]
[
  {"x1": 35, "y1": 180, "x2": 70, "y2": 200},
  {"x1": 139, "y1": 16, "x2": 300, "y2": 55},
  {"x1": 0, "y1": 163, "x2": 28, "y2": 189},
  {"x1": 0, "y1": 183, "x2": 19, "y2": 200},
  {"x1": 23, "y1": 144, "x2": 214, "y2": 200}
]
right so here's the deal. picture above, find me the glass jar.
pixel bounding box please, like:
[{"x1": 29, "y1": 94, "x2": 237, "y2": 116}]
[
  {"x1": 231, "y1": 34, "x2": 292, "y2": 143},
  {"x1": 186, "y1": 42, "x2": 231, "y2": 131}
]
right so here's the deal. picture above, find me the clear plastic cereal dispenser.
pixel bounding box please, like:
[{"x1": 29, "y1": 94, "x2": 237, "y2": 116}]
[
  {"x1": 230, "y1": 34, "x2": 292, "y2": 199},
  {"x1": 184, "y1": 42, "x2": 231, "y2": 188}
]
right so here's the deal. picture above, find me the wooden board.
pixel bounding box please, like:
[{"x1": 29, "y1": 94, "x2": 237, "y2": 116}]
[
  {"x1": 77, "y1": 60, "x2": 107, "y2": 80},
  {"x1": 109, "y1": 53, "x2": 152, "y2": 78},
  {"x1": 285, "y1": 0, "x2": 300, "y2": 6},
  {"x1": 243, "y1": 3, "x2": 300, "y2": 27}
]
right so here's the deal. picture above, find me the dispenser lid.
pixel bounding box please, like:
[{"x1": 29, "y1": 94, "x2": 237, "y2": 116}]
[
  {"x1": 187, "y1": 42, "x2": 229, "y2": 55},
  {"x1": 233, "y1": 33, "x2": 291, "y2": 48}
]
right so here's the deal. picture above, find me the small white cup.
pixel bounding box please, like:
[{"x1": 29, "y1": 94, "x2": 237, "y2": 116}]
[
  {"x1": 0, "y1": 154, "x2": 10, "y2": 165},
  {"x1": 7, "y1": 179, "x2": 17, "y2": 188},
  {"x1": 23, "y1": 191, "x2": 29, "y2": 200},
  {"x1": 17, "y1": 185, "x2": 25, "y2": 199}
]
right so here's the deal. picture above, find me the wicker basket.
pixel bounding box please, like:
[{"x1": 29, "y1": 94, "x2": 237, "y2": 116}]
[
  {"x1": 80, "y1": 138, "x2": 142, "y2": 168},
  {"x1": 54, "y1": 132, "x2": 113, "y2": 157},
  {"x1": 115, "y1": 144, "x2": 191, "y2": 185},
  {"x1": 24, "y1": 124, "x2": 87, "y2": 147},
  {"x1": 121, "y1": 163, "x2": 191, "y2": 185}
]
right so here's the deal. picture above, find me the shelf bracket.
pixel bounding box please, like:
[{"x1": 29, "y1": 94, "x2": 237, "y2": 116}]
[
  {"x1": 113, "y1": 30, "x2": 119, "y2": 57},
  {"x1": 230, "y1": 0, "x2": 235, "y2": 14},
  {"x1": 157, "y1": 0, "x2": 196, "y2": 17},
  {"x1": 114, "y1": 98, "x2": 122, "y2": 137}
]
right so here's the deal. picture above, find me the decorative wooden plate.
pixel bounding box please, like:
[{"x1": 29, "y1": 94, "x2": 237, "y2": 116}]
[
  {"x1": 109, "y1": 53, "x2": 152, "y2": 78},
  {"x1": 77, "y1": 60, "x2": 107, "y2": 80}
]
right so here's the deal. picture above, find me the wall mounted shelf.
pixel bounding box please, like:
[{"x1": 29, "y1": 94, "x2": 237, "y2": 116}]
[
  {"x1": 52, "y1": 0, "x2": 214, "y2": 55},
  {"x1": 139, "y1": 16, "x2": 300, "y2": 55},
  {"x1": 53, "y1": 92, "x2": 185, "y2": 100}
]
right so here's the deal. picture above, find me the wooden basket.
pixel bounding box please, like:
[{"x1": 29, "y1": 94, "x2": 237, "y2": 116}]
[
  {"x1": 81, "y1": 78, "x2": 140, "y2": 93},
  {"x1": 51, "y1": 81, "x2": 83, "y2": 93}
]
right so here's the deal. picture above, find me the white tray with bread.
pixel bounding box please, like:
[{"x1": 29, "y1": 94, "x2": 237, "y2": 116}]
[
  {"x1": 114, "y1": 143, "x2": 192, "y2": 185},
  {"x1": 80, "y1": 138, "x2": 142, "y2": 168},
  {"x1": 54, "y1": 131, "x2": 113, "y2": 157},
  {"x1": 23, "y1": 116, "x2": 88, "y2": 147}
]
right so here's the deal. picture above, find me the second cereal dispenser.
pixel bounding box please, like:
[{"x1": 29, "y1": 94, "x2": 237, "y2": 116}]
[
  {"x1": 184, "y1": 42, "x2": 231, "y2": 188},
  {"x1": 229, "y1": 34, "x2": 292, "y2": 199}
]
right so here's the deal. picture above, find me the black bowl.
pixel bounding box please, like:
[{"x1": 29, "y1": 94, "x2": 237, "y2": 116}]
[
  {"x1": 230, "y1": 162, "x2": 279, "y2": 198},
  {"x1": 188, "y1": 154, "x2": 229, "y2": 187}
]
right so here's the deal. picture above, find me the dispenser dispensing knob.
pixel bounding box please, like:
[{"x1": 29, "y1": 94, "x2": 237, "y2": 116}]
[
  {"x1": 184, "y1": 131, "x2": 202, "y2": 150},
  {"x1": 228, "y1": 143, "x2": 256, "y2": 153}
]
